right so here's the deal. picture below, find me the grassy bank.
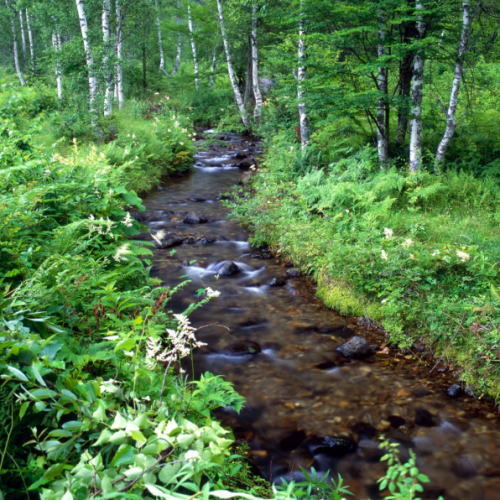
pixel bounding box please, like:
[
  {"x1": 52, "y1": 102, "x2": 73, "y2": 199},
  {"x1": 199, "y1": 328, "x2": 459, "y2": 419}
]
[{"x1": 230, "y1": 133, "x2": 499, "y2": 401}]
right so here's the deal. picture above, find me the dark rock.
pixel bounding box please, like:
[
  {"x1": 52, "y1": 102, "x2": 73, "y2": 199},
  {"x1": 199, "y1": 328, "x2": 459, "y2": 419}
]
[
  {"x1": 279, "y1": 430, "x2": 307, "y2": 451},
  {"x1": 358, "y1": 439, "x2": 384, "y2": 462},
  {"x1": 184, "y1": 237, "x2": 197, "y2": 245},
  {"x1": 447, "y1": 384, "x2": 463, "y2": 398},
  {"x1": 412, "y1": 388, "x2": 432, "y2": 398},
  {"x1": 307, "y1": 436, "x2": 357, "y2": 457},
  {"x1": 286, "y1": 268, "x2": 301, "y2": 278},
  {"x1": 415, "y1": 408, "x2": 438, "y2": 427},
  {"x1": 314, "y1": 361, "x2": 337, "y2": 370},
  {"x1": 250, "y1": 251, "x2": 273, "y2": 260},
  {"x1": 336, "y1": 336, "x2": 373, "y2": 359},
  {"x1": 154, "y1": 233, "x2": 185, "y2": 249},
  {"x1": 183, "y1": 212, "x2": 208, "y2": 224},
  {"x1": 214, "y1": 261, "x2": 241, "y2": 277},
  {"x1": 190, "y1": 196, "x2": 207, "y2": 202},
  {"x1": 387, "y1": 415, "x2": 406, "y2": 428},
  {"x1": 225, "y1": 341, "x2": 261, "y2": 356},
  {"x1": 235, "y1": 152, "x2": 249, "y2": 160},
  {"x1": 452, "y1": 455, "x2": 478, "y2": 478},
  {"x1": 350, "y1": 422, "x2": 377, "y2": 440},
  {"x1": 199, "y1": 237, "x2": 216, "y2": 245},
  {"x1": 238, "y1": 159, "x2": 253, "y2": 170},
  {"x1": 464, "y1": 386, "x2": 475, "y2": 397},
  {"x1": 268, "y1": 277, "x2": 287, "y2": 287}
]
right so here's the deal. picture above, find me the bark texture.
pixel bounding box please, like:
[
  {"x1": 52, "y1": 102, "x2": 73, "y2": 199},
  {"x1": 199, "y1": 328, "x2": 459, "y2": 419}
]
[
  {"x1": 216, "y1": 0, "x2": 249, "y2": 128},
  {"x1": 25, "y1": 8, "x2": 35, "y2": 72},
  {"x1": 409, "y1": 0, "x2": 425, "y2": 172},
  {"x1": 155, "y1": 0, "x2": 167, "y2": 75},
  {"x1": 376, "y1": 8, "x2": 389, "y2": 168},
  {"x1": 18, "y1": 9, "x2": 27, "y2": 61},
  {"x1": 52, "y1": 29, "x2": 63, "y2": 103},
  {"x1": 102, "y1": 0, "x2": 114, "y2": 116},
  {"x1": 251, "y1": 6, "x2": 263, "y2": 122},
  {"x1": 115, "y1": 0, "x2": 124, "y2": 109},
  {"x1": 172, "y1": 0, "x2": 182, "y2": 75},
  {"x1": 297, "y1": 0, "x2": 309, "y2": 150},
  {"x1": 187, "y1": 2, "x2": 200, "y2": 89},
  {"x1": 435, "y1": 1, "x2": 472, "y2": 168},
  {"x1": 5, "y1": 0, "x2": 25, "y2": 86}
]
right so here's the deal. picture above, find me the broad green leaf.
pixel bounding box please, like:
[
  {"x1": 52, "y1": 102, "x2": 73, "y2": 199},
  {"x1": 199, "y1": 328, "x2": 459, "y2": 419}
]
[{"x1": 6, "y1": 365, "x2": 29, "y2": 382}]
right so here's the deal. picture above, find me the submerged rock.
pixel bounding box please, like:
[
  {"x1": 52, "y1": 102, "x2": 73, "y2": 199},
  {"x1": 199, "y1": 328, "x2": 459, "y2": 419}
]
[
  {"x1": 447, "y1": 384, "x2": 463, "y2": 398},
  {"x1": 415, "y1": 408, "x2": 438, "y2": 427},
  {"x1": 307, "y1": 435, "x2": 357, "y2": 457},
  {"x1": 215, "y1": 261, "x2": 241, "y2": 277},
  {"x1": 183, "y1": 212, "x2": 208, "y2": 224},
  {"x1": 225, "y1": 341, "x2": 261, "y2": 356},
  {"x1": 336, "y1": 336, "x2": 373, "y2": 359},
  {"x1": 286, "y1": 268, "x2": 301, "y2": 278},
  {"x1": 268, "y1": 277, "x2": 287, "y2": 287}
]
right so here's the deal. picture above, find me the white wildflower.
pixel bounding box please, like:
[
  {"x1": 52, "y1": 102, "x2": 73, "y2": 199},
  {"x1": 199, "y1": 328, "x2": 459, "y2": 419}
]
[
  {"x1": 122, "y1": 212, "x2": 134, "y2": 227},
  {"x1": 205, "y1": 287, "x2": 221, "y2": 299},
  {"x1": 456, "y1": 250, "x2": 470, "y2": 262},
  {"x1": 113, "y1": 243, "x2": 131, "y2": 262},
  {"x1": 345, "y1": 209, "x2": 350, "y2": 214},
  {"x1": 384, "y1": 227, "x2": 394, "y2": 239},
  {"x1": 146, "y1": 337, "x2": 162, "y2": 369},
  {"x1": 431, "y1": 249, "x2": 440, "y2": 257},
  {"x1": 185, "y1": 450, "x2": 201, "y2": 462},
  {"x1": 381, "y1": 250, "x2": 388, "y2": 260},
  {"x1": 401, "y1": 238, "x2": 413, "y2": 248}
]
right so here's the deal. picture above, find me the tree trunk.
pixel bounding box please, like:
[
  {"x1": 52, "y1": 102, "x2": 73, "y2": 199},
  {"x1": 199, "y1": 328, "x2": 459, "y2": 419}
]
[
  {"x1": 187, "y1": 2, "x2": 199, "y2": 89},
  {"x1": 215, "y1": 0, "x2": 249, "y2": 128},
  {"x1": 75, "y1": 0, "x2": 99, "y2": 126},
  {"x1": 409, "y1": 0, "x2": 425, "y2": 172},
  {"x1": 297, "y1": 0, "x2": 309, "y2": 150},
  {"x1": 396, "y1": 51, "x2": 413, "y2": 145},
  {"x1": 209, "y1": 47, "x2": 217, "y2": 86},
  {"x1": 115, "y1": 0, "x2": 124, "y2": 109},
  {"x1": 251, "y1": 5, "x2": 263, "y2": 122},
  {"x1": 52, "y1": 30, "x2": 63, "y2": 104},
  {"x1": 142, "y1": 43, "x2": 148, "y2": 95},
  {"x1": 376, "y1": 8, "x2": 389, "y2": 168},
  {"x1": 155, "y1": 0, "x2": 167, "y2": 75},
  {"x1": 4, "y1": 0, "x2": 25, "y2": 86},
  {"x1": 102, "y1": 0, "x2": 114, "y2": 116},
  {"x1": 18, "y1": 9, "x2": 27, "y2": 63},
  {"x1": 172, "y1": 0, "x2": 182, "y2": 75},
  {"x1": 25, "y1": 8, "x2": 35, "y2": 72},
  {"x1": 435, "y1": 1, "x2": 471, "y2": 170}
]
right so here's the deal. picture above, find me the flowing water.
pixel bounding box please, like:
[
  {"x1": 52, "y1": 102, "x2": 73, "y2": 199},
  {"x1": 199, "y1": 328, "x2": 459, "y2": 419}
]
[{"x1": 141, "y1": 133, "x2": 499, "y2": 499}]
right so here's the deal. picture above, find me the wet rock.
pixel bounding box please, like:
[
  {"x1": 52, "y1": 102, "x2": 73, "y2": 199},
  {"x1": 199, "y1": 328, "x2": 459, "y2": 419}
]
[
  {"x1": 412, "y1": 388, "x2": 432, "y2": 398},
  {"x1": 336, "y1": 336, "x2": 373, "y2": 359},
  {"x1": 415, "y1": 408, "x2": 438, "y2": 427},
  {"x1": 183, "y1": 212, "x2": 208, "y2": 224},
  {"x1": 279, "y1": 430, "x2": 307, "y2": 451},
  {"x1": 316, "y1": 324, "x2": 355, "y2": 338},
  {"x1": 184, "y1": 237, "x2": 197, "y2": 245},
  {"x1": 351, "y1": 422, "x2": 377, "y2": 439},
  {"x1": 452, "y1": 455, "x2": 479, "y2": 478},
  {"x1": 225, "y1": 341, "x2": 261, "y2": 356},
  {"x1": 198, "y1": 236, "x2": 216, "y2": 245},
  {"x1": 238, "y1": 159, "x2": 253, "y2": 170},
  {"x1": 446, "y1": 384, "x2": 463, "y2": 398},
  {"x1": 286, "y1": 268, "x2": 301, "y2": 278},
  {"x1": 358, "y1": 439, "x2": 384, "y2": 462},
  {"x1": 189, "y1": 196, "x2": 207, "y2": 202},
  {"x1": 154, "y1": 233, "x2": 184, "y2": 249},
  {"x1": 387, "y1": 415, "x2": 406, "y2": 428},
  {"x1": 307, "y1": 435, "x2": 357, "y2": 457},
  {"x1": 214, "y1": 261, "x2": 241, "y2": 277},
  {"x1": 314, "y1": 361, "x2": 337, "y2": 370},
  {"x1": 268, "y1": 277, "x2": 287, "y2": 287}
]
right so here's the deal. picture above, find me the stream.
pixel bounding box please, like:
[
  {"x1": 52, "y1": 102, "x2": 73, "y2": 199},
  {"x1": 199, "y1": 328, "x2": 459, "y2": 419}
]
[{"x1": 141, "y1": 132, "x2": 499, "y2": 499}]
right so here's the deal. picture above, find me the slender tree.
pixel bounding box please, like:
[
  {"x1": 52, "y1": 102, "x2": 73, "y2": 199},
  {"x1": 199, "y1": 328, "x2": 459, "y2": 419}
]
[
  {"x1": 52, "y1": 28, "x2": 63, "y2": 103},
  {"x1": 115, "y1": 0, "x2": 124, "y2": 109},
  {"x1": 376, "y1": 6, "x2": 389, "y2": 168},
  {"x1": 4, "y1": 0, "x2": 25, "y2": 86},
  {"x1": 251, "y1": 4, "x2": 263, "y2": 122},
  {"x1": 25, "y1": 7, "x2": 35, "y2": 72},
  {"x1": 172, "y1": 0, "x2": 182, "y2": 75},
  {"x1": 18, "y1": 9, "x2": 27, "y2": 62},
  {"x1": 216, "y1": 0, "x2": 249, "y2": 128},
  {"x1": 102, "y1": 0, "x2": 114, "y2": 116},
  {"x1": 409, "y1": 0, "x2": 426, "y2": 172},
  {"x1": 297, "y1": 0, "x2": 309, "y2": 149},
  {"x1": 187, "y1": 1, "x2": 199, "y2": 89},
  {"x1": 75, "y1": 0, "x2": 99, "y2": 125},
  {"x1": 435, "y1": 1, "x2": 472, "y2": 169},
  {"x1": 155, "y1": 0, "x2": 167, "y2": 75}
]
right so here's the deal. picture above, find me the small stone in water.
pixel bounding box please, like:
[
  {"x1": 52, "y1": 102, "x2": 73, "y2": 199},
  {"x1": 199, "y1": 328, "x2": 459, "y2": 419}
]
[
  {"x1": 447, "y1": 384, "x2": 463, "y2": 398},
  {"x1": 336, "y1": 336, "x2": 373, "y2": 359},
  {"x1": 183, "y1": 211, "x2": 207, "y2": 224},
  {"x1": 307, "y1": 435, "x2": 357, "y2": 457},
  {"x1": 216, "y1": 261, "x2": 241, "y2": 277},
  {"x1": 268, "y1": 277, "x2": 287, "y2": 287},
  {"x1": 286, "y1": 268, "x2": 301, "y2": 278},
  {"x1": 415, "y1": 408, "x2": 438, "y2": 427}
]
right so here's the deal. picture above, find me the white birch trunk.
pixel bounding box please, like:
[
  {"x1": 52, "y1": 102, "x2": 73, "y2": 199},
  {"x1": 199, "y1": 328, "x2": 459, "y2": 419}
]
[
  {"x1": 18, "y1": 10, "x2": 27, "y2": 62},
  {"x1": 5, "y1": 0, "x2": 25, "y2": 86},
  {"x1": 52, "y1": 30, "x2": 63, "y2": 104},
  {"x1": 216, "y1": 0, "x2": 249, "y2": 128},
  {"x1": 435, "y1": 1, "x2": 471, "y2": 169},
  {"x1": 75, "y1": 0, "x2": 99, "y2": 125},
  {"x1": 155, "y1": 0, "x2": 167, "y2": 75},
  {"x1": 297, "y1": 0, "x2": 309, "y2": 150},
  {"x1": 187, "y1": 2, "x2": 199, "y2": 89},
  {"x1": 115, "y1": 0, "x2": 125, "y2": 109},
  {"x1": 251, "y1": 5, "x2": 263, "y2": 122},
  {"x1": 376, "y1": 9, "x2": 389, "y2": 168},
  {"x1": 25, "y1": 8, "x2": 35, "y2": 72},
  {"x1": 172, "y1": 0, "x2": 182, "y2": 75},
  {"x1": 102, "y1": 0, "x2": 114, "y2": 116},
  {"x1": 409, "y1": 0, "x2": 425, "y2": 172}
]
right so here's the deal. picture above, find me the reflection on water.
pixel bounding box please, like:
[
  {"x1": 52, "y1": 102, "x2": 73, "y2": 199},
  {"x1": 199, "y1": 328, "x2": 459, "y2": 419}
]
[{"x1": 143, "y1": 133, "x2": 500, "y2": 500}]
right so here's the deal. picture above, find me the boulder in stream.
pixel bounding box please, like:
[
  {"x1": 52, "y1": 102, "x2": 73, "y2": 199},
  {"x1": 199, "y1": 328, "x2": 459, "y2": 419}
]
[
  {"x1": 214, "y1": 261, "x2": 241, "y2": 277},
  {"x1": 446, "y1": 384, "x2": 463, "y2": 398},
  {"x1": 307, "y1": 435, "x2": 357, "y2": 457},
  {"x1": 268, "y1": 277, "x2": 287, "y2": 287},
  {"x1": 336, "y1": 336, "x2": 373, "y2": 359},
  {"x1": 183, "y1": 212, "x2": 208, "y2": 224}
]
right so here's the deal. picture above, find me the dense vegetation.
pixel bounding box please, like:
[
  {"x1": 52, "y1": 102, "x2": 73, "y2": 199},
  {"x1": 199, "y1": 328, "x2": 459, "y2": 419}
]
[{"x1": 0, "y1": 0, "x2": 498, "y2": 498}]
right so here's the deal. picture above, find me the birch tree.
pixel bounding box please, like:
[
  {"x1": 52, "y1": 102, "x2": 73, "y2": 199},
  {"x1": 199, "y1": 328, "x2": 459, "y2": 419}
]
[
  {"x1": 172, "y1": 0, "x2": 182, "y2": 75},
  {"x1": 155, "y1": 0, "x2": 167, "y2": 75},
  {"x1": 52, "y1": 29, "x2": 63, "y2": 103},
  {"x1": 250, "y1": 4, "x2": 263, "y2": 122},
  {"x1": 75, "y1": 0, "x2": 99, "y2": 125},
  {"x1": 102, "y1": 0, "x2": 114, "y2": 116},
  {"x1": 409, "y1": 0, "x2": 426, "y2": 172},
  {"x1": 25, "y1": 8, "x2": 35, "y2": 72},
  {"x1": 297, "y1": 0, "x2": 309, "y2": 150},
  {"x1": 216, "y1": 0, "x2": 249, "y2": 128},
  {"x1": 187, "y1": 1, "x2": 199, "y2": 89},
  {"x1": 435, "y1": 1, "x2": 472, "y2": 169},
  {"x1": 4, "y1": 0, "x2": 25, "y2": 86},
  {"x1": 18, "y1": 9, "x2": 27, "y2": 63},
  {"x1": 376, "y1": 7, "x2": 389, "y2": 168},
  {"x1": 115, "y1": 0, "x2": 124, "y2": 109}
]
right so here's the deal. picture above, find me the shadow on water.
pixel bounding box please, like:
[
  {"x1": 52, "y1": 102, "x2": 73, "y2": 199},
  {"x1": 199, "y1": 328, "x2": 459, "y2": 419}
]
[{"x1": 142, "y1": 132, "x2": 500, "y2": 500}]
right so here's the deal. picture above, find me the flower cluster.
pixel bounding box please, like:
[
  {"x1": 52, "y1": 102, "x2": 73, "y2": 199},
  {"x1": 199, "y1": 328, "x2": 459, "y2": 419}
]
[{"x1": 88, "y1": 214, "x2": 115, "y2": 237}]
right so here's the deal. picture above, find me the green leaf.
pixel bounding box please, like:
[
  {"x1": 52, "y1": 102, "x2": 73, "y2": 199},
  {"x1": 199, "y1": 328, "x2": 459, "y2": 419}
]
[
  {"x1": 6, "y1": 365, "x2": 29, "y2": 382},
  {"x1": 31, "y1": 364, "x2": 47, "y2": 387},
  {"x1": 19, "y1": 401, "x2": 30, "y2": 419},
  {"x1": 30, "y1": 388, "x2": 57, "y2": 400},
  {"x1": 111, "y1": 444, "x2": 135, "y2": 467}
]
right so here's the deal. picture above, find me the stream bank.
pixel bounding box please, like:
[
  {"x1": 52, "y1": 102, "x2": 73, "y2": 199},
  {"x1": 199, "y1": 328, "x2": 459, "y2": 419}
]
[{"x1": 141, "y1": 132, "x2": 499, "y2": 500}]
